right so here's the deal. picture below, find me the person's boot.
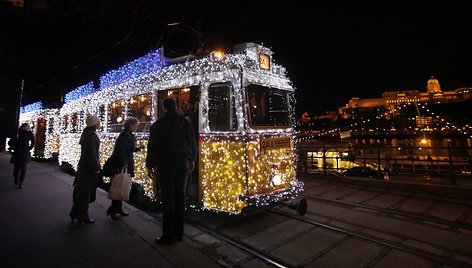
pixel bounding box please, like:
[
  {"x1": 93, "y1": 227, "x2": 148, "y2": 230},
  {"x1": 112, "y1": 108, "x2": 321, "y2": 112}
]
[{"x1": 106, "y1": 207, "x2": 119, "y2": 220}]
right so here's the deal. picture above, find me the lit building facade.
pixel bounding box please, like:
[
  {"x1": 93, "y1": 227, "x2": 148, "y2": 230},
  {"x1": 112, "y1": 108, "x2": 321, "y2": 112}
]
[{"x1": 341, "y1": 76, "x2": 472, "y2": 116}]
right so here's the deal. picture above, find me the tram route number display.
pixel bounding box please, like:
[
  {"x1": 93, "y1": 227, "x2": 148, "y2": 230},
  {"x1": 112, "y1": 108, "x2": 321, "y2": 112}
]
[
  {"x1": 259, "y1": 53, "x2": 270, "y2": 70},
  {"x1": 260, "y1": 137, "x2": 290, "y2": 153}
]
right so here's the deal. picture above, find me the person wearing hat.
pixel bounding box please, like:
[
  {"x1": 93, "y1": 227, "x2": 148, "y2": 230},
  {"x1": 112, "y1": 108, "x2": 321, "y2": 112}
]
[{"x1": 70, "y1": 114, "x2": 101, "y2": 224}]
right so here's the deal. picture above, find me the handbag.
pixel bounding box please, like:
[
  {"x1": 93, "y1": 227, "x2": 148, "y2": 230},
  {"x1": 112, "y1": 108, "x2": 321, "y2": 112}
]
[
  {"x1": 102, "y1": 155, "x2": 120, "y2": 178},
  {"x1": 108, "y1": 168, "x2": 132, "y2": 201}
]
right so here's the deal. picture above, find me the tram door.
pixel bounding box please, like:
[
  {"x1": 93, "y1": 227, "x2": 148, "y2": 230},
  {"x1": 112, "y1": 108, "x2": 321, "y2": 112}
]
[
  {"x1": 35, "y1": 118, "x2": 47, "y2": 157},
  {"x1": 157, "y1": 86, "x2": 200, "y2": 199}
]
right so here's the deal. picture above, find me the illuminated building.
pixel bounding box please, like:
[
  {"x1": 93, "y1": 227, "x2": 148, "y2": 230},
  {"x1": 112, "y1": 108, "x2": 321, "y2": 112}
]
[{"x1": 341, "y1": 76, "x2": 472, "y2": 116}]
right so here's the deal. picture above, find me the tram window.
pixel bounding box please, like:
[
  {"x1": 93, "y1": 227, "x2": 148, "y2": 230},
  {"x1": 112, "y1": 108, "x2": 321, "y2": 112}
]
[
  {"x1": 128, "y1": 94, "x2": 152, "y2": 132},
  {"x1": 246, "y1": 85, "x2": 290, "y2": 127},
  {"x1": 71, "y1": 112, "x2": 78, "y2": 133},
  {"x1": 98, "y1": 105, "x2": 106, "y2": 132},
  {"x1": 157, "y1": 86, "x2": 199, "y2": 125},
  {"x1": 208, "y1": 84, "x2": 237, "y2": 131},
  {"x1": 62, "y1": 115, "x2": 69, "y2": 132},
  {"x1": 108, "y1": 99, "x2": 125, "y2": 132},
  {"x1": 48, "y1": 118, "x2": 55, "y2": 134}
]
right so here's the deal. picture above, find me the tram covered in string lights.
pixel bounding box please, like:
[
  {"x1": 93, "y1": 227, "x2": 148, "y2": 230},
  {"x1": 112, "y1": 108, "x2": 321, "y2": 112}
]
[
  {"x1": 15, "y1": 102, "x2": 61, "y2": 159},
  {"x1": 17, "y1": 42, "x2": 304, "y2": 214}
]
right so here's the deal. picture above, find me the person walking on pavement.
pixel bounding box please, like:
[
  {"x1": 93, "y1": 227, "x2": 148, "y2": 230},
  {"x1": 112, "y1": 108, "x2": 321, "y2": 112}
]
[
  {"x1": 146, "y1": 98, "x2": 197, "y2": 245},
  {"x1": 106, "y1": 117, "x2": 143, "y2": 219},
  {"x1": 70, "y1": 114, "x2": 101, "y2": 224},
  {"x1": 9, "y1": 123, "x2": 35, "y2": 189}
]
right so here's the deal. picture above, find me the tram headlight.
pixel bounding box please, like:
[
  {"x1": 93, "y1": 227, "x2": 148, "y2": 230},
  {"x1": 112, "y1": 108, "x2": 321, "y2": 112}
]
[
  {"x1": 212, "y1": 50, "x2": 224, "y2": 61},
  {"x1": 271, "y1": 174, "x2": 282, "y2": 186}
]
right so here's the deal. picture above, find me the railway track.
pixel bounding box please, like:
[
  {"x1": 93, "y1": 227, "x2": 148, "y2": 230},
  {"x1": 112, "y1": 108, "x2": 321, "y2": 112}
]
[
  {"x1": 299, "y1": 192, "x2": 472, "y2": 230},
  {"x1": 188, "y1": 219, "x2": 292, "y2": 268},
  {"x1": 149, "y1": 210, "x2": 292, "y2": 268},
  {"x1": 268, "y1": 208, "x2": 471, "y2": 268}
]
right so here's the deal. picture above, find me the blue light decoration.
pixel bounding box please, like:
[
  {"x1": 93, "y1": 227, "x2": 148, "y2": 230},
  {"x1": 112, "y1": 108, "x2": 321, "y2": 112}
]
[
  {"x1": 99, "y1": 47, "x2": 166, "y2": 89},
  {"x1": 21, "y1": 101, "x2": 43, "y2": 113},
  {"x1": 65, "y1": 82, "x2": 96, "y2": 103}
]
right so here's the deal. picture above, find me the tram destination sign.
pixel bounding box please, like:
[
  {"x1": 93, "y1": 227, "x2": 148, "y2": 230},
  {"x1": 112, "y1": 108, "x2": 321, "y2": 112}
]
[
  {"x1": 259, "y1": 53, "x2": 270, "y2": 70},
  {"x1": 260, "y1": 137, "x2": 290, "y2": 152}
]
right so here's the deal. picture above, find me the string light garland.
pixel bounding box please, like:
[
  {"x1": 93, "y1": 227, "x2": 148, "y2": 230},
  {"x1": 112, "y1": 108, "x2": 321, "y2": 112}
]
[
  {"x1": 21, "y1": 101, "x2": 43, "y2": 113},
  {"x1": 53, "y1": 43, "x2": 301, "y2": 214},
  {"x1": 65, "y1": 82, "x2": 96, "y2": 103},
  {"x1": 100, "y1": 48, "x2": 166, "y2": 89}
]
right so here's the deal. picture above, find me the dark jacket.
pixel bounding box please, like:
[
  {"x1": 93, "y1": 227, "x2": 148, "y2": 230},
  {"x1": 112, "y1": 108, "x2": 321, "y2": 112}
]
[
  {"x1": 146, "y1": 110, "x2": 197, "y2": 169},
  {"x1": 75, "y1": 127, "x2": 101, "y2": 191},
  {"x1": 10, "y1": 129, "x2": 35, "y2": 164},
  {"x1": 111, "y1": 129, "x2": 140, "y2": 177}
]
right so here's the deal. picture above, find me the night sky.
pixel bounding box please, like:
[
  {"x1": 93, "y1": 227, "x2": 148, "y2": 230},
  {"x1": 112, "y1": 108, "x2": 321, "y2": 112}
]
[{"x1": 1, "y1": 1, "x2": 471, "y2": 116}]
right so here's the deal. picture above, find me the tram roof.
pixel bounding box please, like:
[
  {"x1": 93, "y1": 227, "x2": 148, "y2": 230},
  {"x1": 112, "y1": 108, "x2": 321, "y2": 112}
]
[{"x1": 61, "y1": 43, "x2": 293, "y2": 111}]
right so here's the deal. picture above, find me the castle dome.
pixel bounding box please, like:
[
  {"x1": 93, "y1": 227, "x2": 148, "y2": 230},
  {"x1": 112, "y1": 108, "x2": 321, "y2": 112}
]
[{"x1": 427, "y1": 76, "x2": 441, "y2": 93}]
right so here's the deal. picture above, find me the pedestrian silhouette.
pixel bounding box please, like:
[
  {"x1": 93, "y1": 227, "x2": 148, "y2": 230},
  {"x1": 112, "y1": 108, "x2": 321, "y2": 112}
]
[
  {"x1": 146, "y1": 98, "x2": 197, "y2": 245},
  {"x1": 9, "y1": 123, "x2": 35, "y2": 189}
]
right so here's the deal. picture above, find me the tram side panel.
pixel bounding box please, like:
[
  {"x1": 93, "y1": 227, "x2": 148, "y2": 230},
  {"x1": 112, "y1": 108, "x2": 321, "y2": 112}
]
[
  {"x1": 246, "y1": 134, "x2": 296, "y2": 195},
  {"x1": 199, "y1": 135, "x2": 247, "y2": 213}
]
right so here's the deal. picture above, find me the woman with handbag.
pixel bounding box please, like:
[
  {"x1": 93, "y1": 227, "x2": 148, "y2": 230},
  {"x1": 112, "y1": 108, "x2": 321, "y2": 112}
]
[
  {"x1": 107, "y1": 117, "x2": 142, "y2": 219},
  {"x1": 69, "y1": 114, "x2": 101, "y2": 224}
]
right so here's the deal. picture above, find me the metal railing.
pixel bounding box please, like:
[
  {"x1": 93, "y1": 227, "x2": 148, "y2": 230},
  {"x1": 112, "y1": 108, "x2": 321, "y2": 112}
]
[{"x1": 298, "y1": 142, "x2": 472, "y2": 185}]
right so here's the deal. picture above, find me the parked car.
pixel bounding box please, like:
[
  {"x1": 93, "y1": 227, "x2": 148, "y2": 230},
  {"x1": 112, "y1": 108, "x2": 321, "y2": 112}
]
[{"x1": 341, "y1": 166, "x2": 387, "y2": 179}]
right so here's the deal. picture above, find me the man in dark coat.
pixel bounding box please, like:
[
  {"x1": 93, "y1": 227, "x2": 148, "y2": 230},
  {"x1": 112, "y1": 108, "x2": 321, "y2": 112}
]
[
  {"x1": 106, "y1": 117, "x2": 142, "y2": 219},
  {"x1": 9, "y1": 123, "x2": 35, "y2": 188},
  {"x1": 146, "y1": 97, "x2": 197, "y2": 245},
  {"x1": 70, "y1": 114, "x2": 101, "y2": 224}
]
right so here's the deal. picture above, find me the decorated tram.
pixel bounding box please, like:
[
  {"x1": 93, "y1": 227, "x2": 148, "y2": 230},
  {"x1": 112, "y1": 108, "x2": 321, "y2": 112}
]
[
  {"x1": 16, "y1": 102, "x2": 61, "y2": 159},
  {"x1": 18, "y1": 42, "x2": 304, "y2": 214}
]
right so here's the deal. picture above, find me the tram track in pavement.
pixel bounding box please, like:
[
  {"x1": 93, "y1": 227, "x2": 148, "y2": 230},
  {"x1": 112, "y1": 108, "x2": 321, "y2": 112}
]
[
  {"x1": 299, "y1": 192, "x2": 472, "y2": 230},
  {"x1": 188, "y1": 218, "x2": 292, "y2": 268},
  {"x1": 302, "y1": 176, "x2": 472, "y2": 208},
  {"x1": 146, "y1": 208, "x2": 292, "y2": 268},
  {"x1": 268, "y1": 208, "x2": 471, "y2": 268},
  {"x1": 146, "y1": 201, "x2": 471, "y2": 267}
]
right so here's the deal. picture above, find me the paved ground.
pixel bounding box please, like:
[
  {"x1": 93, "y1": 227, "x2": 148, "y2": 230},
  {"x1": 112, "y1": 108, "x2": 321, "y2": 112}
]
[
  {"x1": 0, "y1": 153, "x2": 220, "y2": 268},
  {"x1": 2, "y1": 152, "x2": 471, "y2": 268}
]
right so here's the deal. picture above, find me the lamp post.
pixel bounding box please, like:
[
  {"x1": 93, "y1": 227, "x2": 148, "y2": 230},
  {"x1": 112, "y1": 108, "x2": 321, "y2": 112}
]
[{"x1": 14, "y1": 79, "x2": 24, "y2": 135}]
